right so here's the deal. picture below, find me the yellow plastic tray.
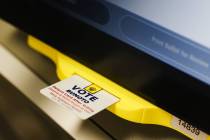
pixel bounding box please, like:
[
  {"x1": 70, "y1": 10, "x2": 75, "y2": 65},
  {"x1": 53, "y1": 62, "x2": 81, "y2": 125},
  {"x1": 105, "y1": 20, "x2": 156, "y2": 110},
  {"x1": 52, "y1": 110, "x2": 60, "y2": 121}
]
[{"x1": 28, "y1": 35, "x2": 210, "y2": 140}]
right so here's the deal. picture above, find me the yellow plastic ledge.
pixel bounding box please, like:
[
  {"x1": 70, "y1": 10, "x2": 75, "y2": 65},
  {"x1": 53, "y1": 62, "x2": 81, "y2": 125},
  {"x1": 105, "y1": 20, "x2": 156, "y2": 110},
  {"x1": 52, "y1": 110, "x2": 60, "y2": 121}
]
[{"x1": 27, "y1": 35, "x2": 210, "y2": 140}]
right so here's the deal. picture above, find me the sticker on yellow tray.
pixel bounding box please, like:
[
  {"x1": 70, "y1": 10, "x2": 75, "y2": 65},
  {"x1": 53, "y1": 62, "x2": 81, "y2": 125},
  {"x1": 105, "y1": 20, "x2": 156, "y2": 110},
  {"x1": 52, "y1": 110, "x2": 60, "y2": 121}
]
[
  {"x1": 40, "y1": 74, "x2": 119, "y2": 119},
  {"x1": 171, "y1": 116, "x2": 208, "y2": 140}
]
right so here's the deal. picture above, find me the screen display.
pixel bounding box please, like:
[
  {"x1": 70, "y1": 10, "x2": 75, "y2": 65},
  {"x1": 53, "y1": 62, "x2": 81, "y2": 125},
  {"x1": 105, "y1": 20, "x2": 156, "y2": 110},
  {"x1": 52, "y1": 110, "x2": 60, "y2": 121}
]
[{"x1": 52, "y1": 0, "x2": 210, "y2": 85}]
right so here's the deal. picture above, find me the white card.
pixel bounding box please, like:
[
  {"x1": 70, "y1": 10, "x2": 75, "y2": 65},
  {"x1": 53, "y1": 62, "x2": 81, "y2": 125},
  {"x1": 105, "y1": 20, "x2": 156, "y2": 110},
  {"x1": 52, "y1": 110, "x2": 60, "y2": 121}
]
[{"x1": 40, "y1": 75, "x2": 119, "y2": 119}]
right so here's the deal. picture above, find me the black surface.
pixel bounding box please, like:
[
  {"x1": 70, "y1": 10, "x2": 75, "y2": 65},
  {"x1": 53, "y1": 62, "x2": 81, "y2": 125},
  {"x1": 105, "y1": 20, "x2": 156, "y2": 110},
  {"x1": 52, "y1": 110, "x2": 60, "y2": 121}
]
[
  {"x1": 1, "y1": 0, "x2": 210, "y2": 133},
  {"x1": 49, "y1": 0, "x2": 110, "y2": 25},
  {"x1": 0, "y1": 74, "x2": 74, "y2": 140}
]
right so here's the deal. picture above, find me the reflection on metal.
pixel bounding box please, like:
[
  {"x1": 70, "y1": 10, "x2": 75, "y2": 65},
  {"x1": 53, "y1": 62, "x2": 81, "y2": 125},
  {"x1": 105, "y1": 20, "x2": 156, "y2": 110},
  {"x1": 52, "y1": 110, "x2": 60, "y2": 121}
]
[
  {"x1": 0, "y1": 45, "x2": 111, "y2": 140},
  {"x1": 0, "y1": 74, "x2": 74, "y2": 140}
]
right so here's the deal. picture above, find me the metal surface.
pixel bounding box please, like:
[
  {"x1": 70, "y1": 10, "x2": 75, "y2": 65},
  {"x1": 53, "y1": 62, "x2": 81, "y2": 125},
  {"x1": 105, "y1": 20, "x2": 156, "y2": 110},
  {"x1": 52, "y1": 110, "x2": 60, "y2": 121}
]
[
  {"x1": 0, "y1": 20, "x2": 112, "y2": 139},
  {"x1": 0, "y1": 74, "x2": 74, "y2": 140},
  {"x1": 0, "y1": 19, "x2": 188, "y2": 140}
]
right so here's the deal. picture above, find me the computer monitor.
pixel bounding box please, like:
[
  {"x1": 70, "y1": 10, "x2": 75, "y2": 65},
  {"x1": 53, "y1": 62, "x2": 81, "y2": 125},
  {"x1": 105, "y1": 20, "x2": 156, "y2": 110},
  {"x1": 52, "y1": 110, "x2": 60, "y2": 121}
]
[{"x1": 1, "y1": 0, "x2": 210, "y2": 133}]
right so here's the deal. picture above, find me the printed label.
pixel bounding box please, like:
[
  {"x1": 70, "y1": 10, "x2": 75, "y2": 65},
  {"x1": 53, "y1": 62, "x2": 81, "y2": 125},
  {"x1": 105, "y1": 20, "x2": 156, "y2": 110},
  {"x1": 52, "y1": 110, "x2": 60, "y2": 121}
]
[
  {"x1": 171, "y1": 116, "x2": 207, "y2": 140},
  {"x1": 40, "y1": 75, "x2": 119, "y2": 119}
]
